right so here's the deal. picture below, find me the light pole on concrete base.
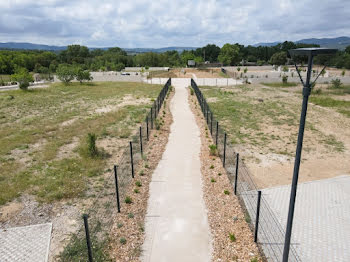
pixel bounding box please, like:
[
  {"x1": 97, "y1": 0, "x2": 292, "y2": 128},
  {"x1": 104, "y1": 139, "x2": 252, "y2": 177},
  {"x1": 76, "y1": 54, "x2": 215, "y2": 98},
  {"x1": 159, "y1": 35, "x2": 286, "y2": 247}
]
[{"x1": 282, "y1": 48, "x2": 336, "y2": 262}]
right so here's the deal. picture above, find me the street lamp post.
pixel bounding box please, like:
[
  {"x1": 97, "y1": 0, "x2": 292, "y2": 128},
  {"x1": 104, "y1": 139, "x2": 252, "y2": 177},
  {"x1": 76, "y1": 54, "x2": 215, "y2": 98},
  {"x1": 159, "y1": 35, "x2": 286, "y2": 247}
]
[{"x1": 282, "y1": 48, "x2": 336, "y2": 261}]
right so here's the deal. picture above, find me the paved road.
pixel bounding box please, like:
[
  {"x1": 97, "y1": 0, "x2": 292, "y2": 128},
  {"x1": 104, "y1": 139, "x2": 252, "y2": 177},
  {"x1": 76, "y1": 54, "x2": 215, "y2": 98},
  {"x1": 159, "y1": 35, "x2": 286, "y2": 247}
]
[{"x1": 142, "y1": 78, "x2": 212, "y2": 262}]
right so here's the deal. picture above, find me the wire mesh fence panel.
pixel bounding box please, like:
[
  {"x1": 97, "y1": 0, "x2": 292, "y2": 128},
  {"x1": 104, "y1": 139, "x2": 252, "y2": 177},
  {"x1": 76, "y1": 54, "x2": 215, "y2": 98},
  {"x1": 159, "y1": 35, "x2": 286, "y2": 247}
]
[{"x1": 190, "y1": 79, "x2": 301, "y2": 262}]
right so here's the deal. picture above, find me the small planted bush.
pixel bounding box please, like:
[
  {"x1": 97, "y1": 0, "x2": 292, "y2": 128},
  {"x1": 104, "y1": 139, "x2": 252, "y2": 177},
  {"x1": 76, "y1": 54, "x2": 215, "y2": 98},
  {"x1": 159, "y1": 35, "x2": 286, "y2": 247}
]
[
  {"x1": 209, "y1": 144, "x2": 217, "y2": 156},
  {"x1": 117, "y1": 223, "x2": 123, "y2": 228},
  {"x1": 128, "y1": 213, "x2": 134, "y2": 218},
  {"x1": 331, "y1": 78, "x2": 342, "y2": 89},
  {"x1": 190, "y1": 88, "x2": 194, "y2": 95},
  {"x1": 229, "y1": 233, "x2": 236, "y2": 242},
  {"x1": 87, "y1": 133, "x2": 98, "y2": 157},
  {"x1": 211, "y1": 178, "x2": 216, "y2": 183},
  {"x1": 218, "y1": 173, "x2": 222, "y2": 176},
  {"x1": 224, "y1": 190, "x2": 230, "y2": 195},
  {"x1": 135, "y1": 181, "x2": 142, "y2": 187},
  {"x1": 120, "y1": 237, "x2": 127, "y2": 245},
  {"x1": 282, "y1": 75, "x2": 288, "y2": 84},
  {"x1": 139, "y1": 169, "x2": 145, "y2": 176},
  {"x1": 210, "y1": 165, "x2": 214, "y2": 169},
  {"x1": 125, "y1": 196, "x2": 132, "y2": 204},
  {"x1": 134, "y1": 188, "x2": 139, "y2": 193}
]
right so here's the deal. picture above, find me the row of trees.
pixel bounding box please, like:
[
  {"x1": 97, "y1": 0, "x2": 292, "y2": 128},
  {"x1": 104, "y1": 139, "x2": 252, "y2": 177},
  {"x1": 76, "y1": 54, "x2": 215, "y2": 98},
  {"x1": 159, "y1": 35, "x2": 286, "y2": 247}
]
[{"x1": 1, "y1": 42, "x2": 350, "y2": 75}]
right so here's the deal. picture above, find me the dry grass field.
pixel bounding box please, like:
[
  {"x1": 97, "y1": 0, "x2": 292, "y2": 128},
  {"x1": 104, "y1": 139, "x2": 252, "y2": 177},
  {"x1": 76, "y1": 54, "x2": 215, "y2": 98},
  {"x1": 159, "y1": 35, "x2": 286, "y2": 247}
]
[{"x1": 200, "y1": 82, "x2": 350, "y2": 188}]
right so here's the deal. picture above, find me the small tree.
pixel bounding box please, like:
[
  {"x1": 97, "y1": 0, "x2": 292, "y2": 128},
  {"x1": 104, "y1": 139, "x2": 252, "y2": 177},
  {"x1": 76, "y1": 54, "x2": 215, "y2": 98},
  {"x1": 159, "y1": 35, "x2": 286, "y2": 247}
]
[
  {"x1": 269, "y1": 51, "x2": 287, "y2": 66},
  {"x1": 244, "y1": 67, "x2": 248, "y2": 73},
  {"x1": 237, "y1": 67, "x2": 241, "y2": 72},
  {"x1": 75, "y1": 68, "x2": 93, "y2": 84},
  {"x1": 331, "y1": 78, "x2": 342, "y2": 89},
  {"x1": 282, "y1": 75, "x2": 288, "y2": 84},
  {"x1": 115, "y1": 63, "x2": 125, "y2": 72},
  {"x1": 56, "y1": 64, "x2": 75, "y2": 84},
  {"x1": 11, "y1": 68, "x2": 34, "y2": 90}
]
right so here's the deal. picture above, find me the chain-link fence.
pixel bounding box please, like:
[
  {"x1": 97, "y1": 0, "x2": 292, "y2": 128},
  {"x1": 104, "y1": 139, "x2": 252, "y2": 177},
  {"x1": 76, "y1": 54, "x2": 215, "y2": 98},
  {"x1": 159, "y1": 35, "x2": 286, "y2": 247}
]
[
  {"x1": 60, "y1": 78, "x2": 171, "y2": 261},
  {"x1": 191, "y1": 79, "x2": 301, "y2": 262}
]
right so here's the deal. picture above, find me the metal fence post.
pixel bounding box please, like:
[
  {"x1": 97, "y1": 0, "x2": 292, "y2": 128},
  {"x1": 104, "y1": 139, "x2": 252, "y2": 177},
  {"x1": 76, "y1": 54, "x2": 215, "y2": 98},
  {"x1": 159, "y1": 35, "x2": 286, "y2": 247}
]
[
  {"x1": 151, "y1": 107, "x2": 153, "y2": 129},
  {"x1": 139, "y1": 126, "x2": 143, "y2": 155},
  {"x1": 146, "y1": 116, "x2": 149, "y2": 141},
  {"x1": 113, "y1": 165, "x2": 120, "y2": 213},
  {"x1": 254, "y1": 190, "x2": 262, "y2": 242},
  {"x1": 223, "y1": 133, "x2": 227, "y2": 167},
  {"x1": 216, "y1": 121, "x2": 219, "y2": 146},
  {"x1": 210, "y1": 113, "x2": 213, "y2": 135},
  {"x1": 83, "y1": 214, "x2": 93, "y2": 262},
  {"x1": 234, "y1": 153, "x2": 239, "y2": 195},
  {"x1": 206, "y1": 106, "x2": 209, "y2": 124},
  {"x1": 129, "y1": 141, "x2": 134, "y2": 178}
]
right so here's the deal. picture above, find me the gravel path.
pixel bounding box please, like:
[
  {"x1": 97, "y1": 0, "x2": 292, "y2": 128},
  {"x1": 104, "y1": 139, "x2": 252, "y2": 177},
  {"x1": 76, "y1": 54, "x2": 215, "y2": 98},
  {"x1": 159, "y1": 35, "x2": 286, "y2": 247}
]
[{"x1": 142, "y1": 78, "x2": 212, "y2": 262}]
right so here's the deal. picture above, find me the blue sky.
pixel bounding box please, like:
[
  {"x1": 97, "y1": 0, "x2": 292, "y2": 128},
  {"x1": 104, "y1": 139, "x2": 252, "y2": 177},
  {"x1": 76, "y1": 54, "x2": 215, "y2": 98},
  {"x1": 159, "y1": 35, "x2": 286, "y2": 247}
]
[{"x1": 0, "y1": 0, "x2": 349, "y2": 48}]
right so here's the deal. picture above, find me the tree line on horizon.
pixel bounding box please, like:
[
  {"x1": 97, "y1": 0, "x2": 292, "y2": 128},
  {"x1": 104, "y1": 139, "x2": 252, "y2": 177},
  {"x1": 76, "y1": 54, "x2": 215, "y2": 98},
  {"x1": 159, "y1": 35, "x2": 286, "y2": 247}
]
[{"x1": 1, "y1": 41, "x2": 350, "y2": 75}]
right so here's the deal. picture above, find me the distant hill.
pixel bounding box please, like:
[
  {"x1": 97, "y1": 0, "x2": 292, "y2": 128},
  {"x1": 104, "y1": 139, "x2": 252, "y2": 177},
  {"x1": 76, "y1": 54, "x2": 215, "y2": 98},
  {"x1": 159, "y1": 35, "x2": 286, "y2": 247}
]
[
  {"x1": 0, "y1": 42, "x2": 198, "y2": 53},
  {"x1": 0, "y1": 42, "x2": 66, "y2": 51},
  {"x1": 254, "y1": 36, "x2": 350, "y2": 50}
]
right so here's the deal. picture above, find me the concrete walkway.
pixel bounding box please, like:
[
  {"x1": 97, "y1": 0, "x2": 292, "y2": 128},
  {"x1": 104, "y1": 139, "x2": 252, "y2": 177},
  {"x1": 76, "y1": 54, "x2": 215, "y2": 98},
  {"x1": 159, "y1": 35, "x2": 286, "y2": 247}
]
[{"x1": 142, "y1": 78, "x2": 212, "y2": 262}]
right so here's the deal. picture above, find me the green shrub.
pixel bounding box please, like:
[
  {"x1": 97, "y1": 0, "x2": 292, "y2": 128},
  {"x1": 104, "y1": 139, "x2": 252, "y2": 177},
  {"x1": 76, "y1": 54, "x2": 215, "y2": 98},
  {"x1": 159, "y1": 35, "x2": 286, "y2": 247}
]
[
  {"x1": 139, "y1": 169, "x2": 145, "y2": 176},
  {"x1": 120, "y1": 237, "x2": 126, "y2": 244},
  {"x1": 209, "y1": 144, "x2": 217, "y2": 156},
  {"x1": 134, "y1": 188, "x2": 139, "y2": 193},
  {"x1": 87, "y1": 133, "x2": 98, "y2": 157},
  {"x1": 210, "y1": 165, "x2": 214, "y2": 169},
  {"x1": 251, "y1": 258, "x2": 258, "y2": 262},
  {"x1": 211, "y1": 178, "x2": 216, "y2": 183},
  {"x1": 125, "y1": 196, "x2": 132, "y2": 204},
  {"x1": 117, "y1": 223, "x2": 123, "y2": 228},
  {"x1": 331, "y1": 78, "x2": 342, "y2": 89},
  {"x1": 11, "y1": 68, "x2": 33, "y2": 90},
  {"x1": 135, "y1": 181, "x2": 142, "y2": 187},
  {"x1": 190, "y1": 88, "x2": 194, "y2": 95},
  {"x1": 282, "y1": 75, "x2": 288, "y2": 84},
  {"x1": 229, "y1": 233, "x2": 236, "y2": 242},
  {"x1": 245, "y1": 212, "x2": 251, "y2": 223},
  {"x1": 224, "y1": 190, "x2": 230, "y2": 195},
  {"x1": 56, "y1": 64, "x2": 76, "y2": 84},
  {"x1": 218, "y1": 173, "x2": 222, "y2": 176},
  {"x1": 128, "y1": 213, "x2": 134, "y2": 218}
]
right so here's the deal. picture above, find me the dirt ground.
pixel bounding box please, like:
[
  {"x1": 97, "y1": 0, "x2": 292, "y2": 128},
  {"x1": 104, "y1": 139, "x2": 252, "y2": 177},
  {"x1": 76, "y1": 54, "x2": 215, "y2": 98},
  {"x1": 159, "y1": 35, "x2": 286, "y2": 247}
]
[{"x1": 201, "y1": 83, "x2": 350, "y2": 189}]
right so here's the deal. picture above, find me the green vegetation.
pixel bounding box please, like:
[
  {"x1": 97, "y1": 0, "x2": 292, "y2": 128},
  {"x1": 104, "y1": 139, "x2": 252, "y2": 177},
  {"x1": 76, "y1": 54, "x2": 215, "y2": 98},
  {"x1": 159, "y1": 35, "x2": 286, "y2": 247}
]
[
  {"x1": 134, "y1": 188, "x2": 140, "y2": 193},
  {"x1": 211, "y1": 178, "x2": 216, "y2": 183},
  {"x1": 120, "y1": 237, "x2": 127, "y2": 245},
  {"x1": 125, "y1": 196, "x2": 132, "y2": 204},
  {"x1": 262, "y1": 82, "x2": 298, "y2": 88},
  {"x1": 224, "y1": 190, "x2": 230, "y2": 195},
  {"x1": 209, "y1": 144, "x2": 217, "y2": 156},
  {"x1": 229, "y1": 233, "x2": 236, "y2": 242},
  {"x1": 128, "y1": 213, "x2": 134, "y2": 219},
  {"x1": 0, "y1": 81, "x2": 161, "y2": 205},
  {"x1": 309, "y1": 96, "x2": 350, "y2": 117},
  {"x1": 135, "y1": 181, "x2": 142, "y2": 187},
  {"x1": 11, "y1": 68, "x2": 34, "y2": 90},
  {"x1": 4, "y1": 41, "x2": 348, "y2": 78},
  {"x1": 210, "y1": 165, "x2": 214, "y2": 169}
]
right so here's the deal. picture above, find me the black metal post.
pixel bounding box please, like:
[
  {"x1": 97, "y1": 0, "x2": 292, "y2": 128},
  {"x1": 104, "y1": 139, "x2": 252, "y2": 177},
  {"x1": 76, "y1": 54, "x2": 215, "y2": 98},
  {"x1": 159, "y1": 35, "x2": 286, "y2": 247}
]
[
  {"x1": 146, "y1": 116, "x2": 149, "y2": 141},
  {"x1": 129, "y1": 141, "x2": 134, "y2": 178},
  {"x1": 83, "y1": 214, "x2": 93, "y2": 262},
  {"x1": 216, "y1": 121, "x2": 219, "y2": 146},
  {"x1": 283, "y1": 54, "x2": 313, "y2": 262},
  {"x1": 206, "y1": 106, "x2": 209, "y2": 124},
  {"x1": 139, "y1": 126, "x2": 143, "y2": 155},
  {"x1": 223, "y1": 133, "x2": 227, "y2": 167},
  {"x1": 254, "y1": 190, "x2": 262, "y2": 242},
  {"x1": 151, "y1": 107, "x2": 153, "y2": 129},
  {"x1": 234, "y1": 153, "x2": 239, "y2": 195},
  {"x1": 113, "y1": 165, "x2": 120, "y2": 213},
  {"x1": 210, "y1": 113, "x2": 213, "y2": 135}
]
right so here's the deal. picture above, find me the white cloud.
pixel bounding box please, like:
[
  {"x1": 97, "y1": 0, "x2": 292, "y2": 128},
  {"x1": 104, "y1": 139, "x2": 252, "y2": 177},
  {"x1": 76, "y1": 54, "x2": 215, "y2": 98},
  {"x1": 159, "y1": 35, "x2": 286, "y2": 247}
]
[{"x1": 0, "y1": 0, "x2": 349, "y2": 47}]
